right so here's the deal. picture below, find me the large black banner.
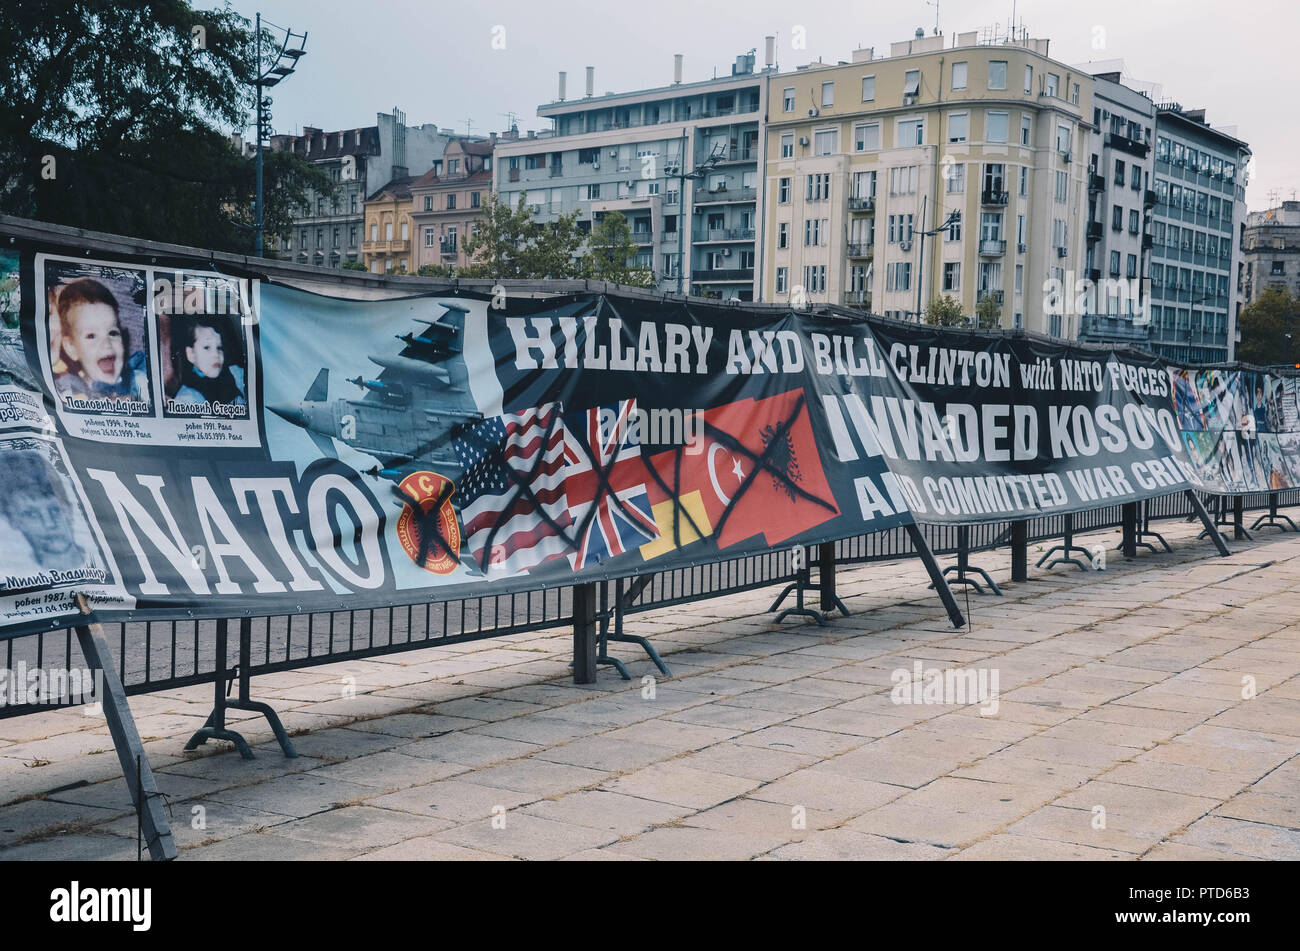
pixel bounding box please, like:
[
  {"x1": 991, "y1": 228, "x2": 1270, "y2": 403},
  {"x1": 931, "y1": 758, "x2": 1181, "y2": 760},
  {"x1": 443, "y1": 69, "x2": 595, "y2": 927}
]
[{"x1": 0, "y1": 235, "x2": 1295, "y2": 637}]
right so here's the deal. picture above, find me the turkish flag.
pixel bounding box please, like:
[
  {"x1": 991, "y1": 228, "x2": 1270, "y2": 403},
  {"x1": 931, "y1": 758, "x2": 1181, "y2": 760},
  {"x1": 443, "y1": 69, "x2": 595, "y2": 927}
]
[{"x1": 643, "y1": 389, "x2": 839, "y2": 551}]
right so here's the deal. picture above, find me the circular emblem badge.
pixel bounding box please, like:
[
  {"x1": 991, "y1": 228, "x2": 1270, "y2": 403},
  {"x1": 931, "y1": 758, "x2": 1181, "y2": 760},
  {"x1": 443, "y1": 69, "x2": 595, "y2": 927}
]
[{"x1": 395, "y1": 471, "x2": 460, "y2": 574}]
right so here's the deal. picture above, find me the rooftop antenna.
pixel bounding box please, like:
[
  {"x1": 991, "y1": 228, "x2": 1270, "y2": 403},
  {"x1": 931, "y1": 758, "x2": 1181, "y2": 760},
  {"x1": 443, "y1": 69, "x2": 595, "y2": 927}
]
[
  {"x1": 500, "y1": 111, "x2": 518, "y2": 130},
  {"x1": 463, "y1": 117, "x2": 474, "y2": 136},
  {"x1": 926, "y1": 0, "x2": 940, "y2": 35}
]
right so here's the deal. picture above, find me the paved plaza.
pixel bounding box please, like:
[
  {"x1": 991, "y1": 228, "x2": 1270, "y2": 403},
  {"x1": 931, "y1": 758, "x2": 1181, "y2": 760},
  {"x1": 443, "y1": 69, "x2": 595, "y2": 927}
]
[{"x1": 2, "y1": 517, "x2": 1299, "y2": 861}]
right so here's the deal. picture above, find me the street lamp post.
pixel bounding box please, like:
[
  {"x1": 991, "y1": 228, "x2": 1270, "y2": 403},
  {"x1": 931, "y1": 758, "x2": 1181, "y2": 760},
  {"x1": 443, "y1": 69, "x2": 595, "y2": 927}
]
[
  {"x1": 251, "y1": 13, "x2": 307, "y2": 257},
  {"x1": 913, "y1": 196, "x2": 962, "y2": 322},
  {"x1": 673, "y1": 132, "x2": 722, "y2": 295}
]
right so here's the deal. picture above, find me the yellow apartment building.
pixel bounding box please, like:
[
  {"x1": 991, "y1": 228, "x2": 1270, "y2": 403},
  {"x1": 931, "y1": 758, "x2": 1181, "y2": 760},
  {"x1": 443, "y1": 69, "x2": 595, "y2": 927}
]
[{"x1": 761, "y1": 30, "x2": 1094, "y2": 334}]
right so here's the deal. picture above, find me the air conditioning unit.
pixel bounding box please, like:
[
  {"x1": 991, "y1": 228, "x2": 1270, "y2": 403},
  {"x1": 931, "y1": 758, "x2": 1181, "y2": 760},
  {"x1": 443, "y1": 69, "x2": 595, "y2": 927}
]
[
  {"x1": 798, "y1": 136, "x2": 809, "y2": 147},
  {"x1": 1018, "y1": 243, "x2": 1027, "y2": 253},
  {"x1": 592, "y1": 161, "x2": 600, "y2": 170},
  {"x1": 903, "y1": 95, "x2": 916, "y2": 106},
  {"x1": 1056, "y1": 246, "x2": 1068, "y2": 257},
  {"x1": 626, "y1": 179, "x2": 636, "y2": 188},
  {"x1": 722, "y1": 247, "x2": 732, "y2": 257},
  {"x1": 1061, "y1": 151, "x2": 1072, "y2": 163},
  {"x1": 609, "y1": 149, "x2": 618, "y2": 158},
  {"x1": 808, "y1": 107, "x2": 820, "y2": 117},
  {"x1": 899, "y1": 239, "x2": 913, "y2": 252}
]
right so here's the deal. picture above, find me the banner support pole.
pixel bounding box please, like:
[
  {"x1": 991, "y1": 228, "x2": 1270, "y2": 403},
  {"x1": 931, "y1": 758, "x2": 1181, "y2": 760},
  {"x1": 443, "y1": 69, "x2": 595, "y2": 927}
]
[
  {"x1": 906, "y1": 524, "x2": 965, "y2": 629},
  {"x1": 572, "y1": 584, "x2": 599, "y2": 684},
  {"x1": 1232, "y1": 494, "x2": 1252, "y2": 540},
  {"x1": 73, "y1": 597, "x2": 176, "y2": 862},
  {"x1": 817, "y1": 542, "x2": 850, "y2": 617},
  {"x1": 1121, "y1": 502, "x2": 1138, "y2": 559},
  {"x1": 1010, "y1": 520, "x2": 1028, "y2": 582},
  {"x1": 1186, "y1": 490, "x2": 1230, "y2": 556}
]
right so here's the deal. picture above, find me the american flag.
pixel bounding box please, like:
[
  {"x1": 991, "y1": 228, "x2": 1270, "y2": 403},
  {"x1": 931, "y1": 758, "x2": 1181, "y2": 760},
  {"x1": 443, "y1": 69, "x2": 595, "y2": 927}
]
[
  {"x1": 452, "y1": 403, "x2": 573, "y2": 575},
  {"x1": 562, "y1": 399, "x2": 660, "y2": 569}
]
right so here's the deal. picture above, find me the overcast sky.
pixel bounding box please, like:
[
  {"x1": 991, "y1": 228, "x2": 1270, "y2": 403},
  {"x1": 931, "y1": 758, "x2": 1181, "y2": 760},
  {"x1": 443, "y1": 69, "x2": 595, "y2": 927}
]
[{"x1": 238, "y1": 0, "x2": 1296, "y2": 210}]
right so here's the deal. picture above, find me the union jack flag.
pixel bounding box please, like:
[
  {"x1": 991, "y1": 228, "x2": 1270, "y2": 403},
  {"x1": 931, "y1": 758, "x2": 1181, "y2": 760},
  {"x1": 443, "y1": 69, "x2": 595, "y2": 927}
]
[
  {"x1": 452, "y1": 403, "x2": 573, "y2": 575},
  {"x1": 561, "y1": 399, "x2": 660, "y2": 569}
]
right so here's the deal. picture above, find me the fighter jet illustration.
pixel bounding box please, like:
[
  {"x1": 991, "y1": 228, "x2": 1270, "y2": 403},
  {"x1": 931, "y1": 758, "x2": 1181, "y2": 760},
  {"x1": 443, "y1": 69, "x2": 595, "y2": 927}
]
[{"x1": 268, "y1": 302, "x2": 483, "y2": 482}]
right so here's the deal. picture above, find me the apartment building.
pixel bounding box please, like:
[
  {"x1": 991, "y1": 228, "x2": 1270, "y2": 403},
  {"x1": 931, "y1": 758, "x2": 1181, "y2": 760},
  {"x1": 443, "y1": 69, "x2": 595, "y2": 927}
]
[
  {"x1": 495, "y1": 51, "x2": 772, "y2": 299},
  {"x1": 1146, "y1": 104, "x2": 1250, "y2": 363},
  {"x1": 1076, "y1": 67, "x2": 1158, "y2": 348},
  {"x1": 409, "y1": 137, "x2": 496, "y2": 272},
  {"x1": 761, "y1": 30, "x2": 1094, "y2": 333},
  {"x1": 362, "y1": 175, "x2": 417, "y2": 273},
  {"x1": 1241, "y1": 200, "x2": 1300, "y2": 307},
  {"x1": 271, "y1": 109, "x2": 465, "y2": 268}
]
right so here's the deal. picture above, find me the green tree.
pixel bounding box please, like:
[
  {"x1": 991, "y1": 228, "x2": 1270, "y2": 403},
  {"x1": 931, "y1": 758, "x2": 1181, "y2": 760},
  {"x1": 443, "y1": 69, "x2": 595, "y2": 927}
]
[
  {"x1": 459, "y1": 191, "x2": 537, "y2": 279},
  {"x1": 524, "y1": 211, "x2": 588, "y2": 279},
  {"x1": 583, "y1": 211, "x2": 653, "y2": 287},
  {"x1": 1237, "y1": 287, "x2": 1300, "y2": 365},
  {"x1": 416, "y1": 263, "x2": 454, "y2": 278},
  {"x1": 0, "y1": 1, "x2": 329, "y2": 252},
  {"x1": 341, "y1": 260, "x2": 367, "y2": 272},
  {"x1": 924, "y1": 295, "x2": 966, "y2": 327},
  {"x1": 975, "y1": 293, "x2": 1002, "y2": 330}
]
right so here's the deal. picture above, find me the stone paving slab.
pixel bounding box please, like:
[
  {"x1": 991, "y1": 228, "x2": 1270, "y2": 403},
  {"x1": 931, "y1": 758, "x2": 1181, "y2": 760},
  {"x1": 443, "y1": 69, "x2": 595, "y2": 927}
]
[{"x1": 2, "y1": 516, "x2": 1299, "y2": 860}]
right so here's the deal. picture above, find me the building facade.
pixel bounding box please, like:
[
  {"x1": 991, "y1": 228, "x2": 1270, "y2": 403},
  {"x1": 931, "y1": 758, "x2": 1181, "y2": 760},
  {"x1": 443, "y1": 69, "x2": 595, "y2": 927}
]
[
  {"x1": 362, "y1": 176, "x2": 417, "y2": 273},
  {"x1": 1241, "y1": 200, "x2": 1300, "y2": 307},
  {"x1": 1076, "y1": 68, "x2": 1157, "y2": 348},
  {"x1": 761, "y1": 31, "x2": 1094, "y2": 333},
  {"x1": 273, "y1": 109, "x2": 465, "y2": 268},
  {"x1": 495, "y1": 53, "x2": 771, "y2": 300},
  {"x1": 409, "y1": 137, "x2": 496, "y2": 272},
  {"x1": 1146, "y1": 104, "x2": 1250, "y2": 363}
]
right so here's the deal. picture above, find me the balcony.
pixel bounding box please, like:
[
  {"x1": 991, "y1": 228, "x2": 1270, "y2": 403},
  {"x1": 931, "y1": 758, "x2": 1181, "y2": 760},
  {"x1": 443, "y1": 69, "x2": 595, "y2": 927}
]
[
  {"x1": 1087, "y1": 221, "x2": 1103, "y2": 241},
  {"x1": 694, "y1": 186, "x2": 758, "y2": 205},
  {"x1": 848, "y1": 196, "x2": 876, "y2": 212},
  {"x1": 508, "y1": 167, "x2": 521, "y2": 182},
  {"x1": 1088, "y1": 173, "x2": 1105, "y2": 193},
  {"x1": 710, "y1": 146, "x2": 757, "y2": 164},
  {"x1": 847, "y1": 241, "x2": 874, "y2": 258},
  {"x1": 842, "y1": 291, "x2": 871, "y2": 308},
  {"x1": 439, "y1": 239, "x2": 458, "y2": 256},
  {"x1": 1142, "y1": 234, "x2": 1154, "y2": 250},
  {"x1": 1079, "y1": 314, "x2": 1152, "y2": 343},
  {"x1": 1144, "y1": 188, "x2": 1158, "y2": 208},
  {"x1": 692, "y1": 227, "x2": 755, "y2": 243},
  {"x1": 632, "y1": 232, "x2": 655, "y2": 246},
  {"x1": 979, "y1": 239, "x2": 1006, "y2": 256},
  {"x1": 362, "y1": 238, "x2": 410, "y2": 255},
  {"x1": 691, "y1": 268, "x2": 754, "y2": 283},
  {"x1": 981, "y1": 189, "x2": 1009, "y2": 207},
  {"x1": 1105, "y1": 131, "x2": 1150, "y2": 159}
]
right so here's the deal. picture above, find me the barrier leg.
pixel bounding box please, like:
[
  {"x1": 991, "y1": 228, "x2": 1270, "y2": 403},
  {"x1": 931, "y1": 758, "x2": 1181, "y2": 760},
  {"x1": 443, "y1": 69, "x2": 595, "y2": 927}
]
[
  {"x1": 1121, "y1": 502, "x2": 1138, "y2": 559},
  {"x1": 1136, "y1": 500, "x2": 1172, "y2": 552},
  {"x1": 1186, "y1": 490, "x2": 1230, "y2": 556},
  {"x1": 73, "y1": 598, "x2": 177, "y2": 862},
  {"x1": 936, "y1": 524, "x2": 1002, "y2": 595},
  {"x1": 1035, "y1": 513, "x2": 1092, "y2": 571},
  {"x1": 184, "y1": 619, "x2": 255, "y2": 759},
  {"x1": 220, "y1": 617, "x2": 297, "y2": 757},
  {"x1": 1011, "y1": 520, "x2": 1028, "y2": 583},
  {"x1": 572, "y1": 583, "x2": 599, "y2": 684},
  {"x1": 817, "y1": 542, "x2": 850, "y2": 617},
  {"x1": 772, "y1": 548, "x2": 826, "y2": 626},
  {"x1": 595, "y1": 581, "x2": 631, "y2": 681},
  {"x1": 1251, "y1": 492, "x2": 1297, "y2": 532},
  {"x1": 907, "y1": 524, "x2": 965, "y2": 629},
  {"x1": 605, "y1": 575, "x2": 672, "y2": 677}
]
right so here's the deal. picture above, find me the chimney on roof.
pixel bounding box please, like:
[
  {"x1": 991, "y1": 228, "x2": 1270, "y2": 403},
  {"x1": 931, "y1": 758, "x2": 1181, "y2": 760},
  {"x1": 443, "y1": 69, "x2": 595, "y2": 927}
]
[
  {"x1": 673, "y1": 54, "x2": 683, "y2": 84},
  {"x1": 585, "y1": 66, "x2": 594, "y2": 97},
  {"x1": 558, "y1": 71, "x2": 566, "y2": 101}
]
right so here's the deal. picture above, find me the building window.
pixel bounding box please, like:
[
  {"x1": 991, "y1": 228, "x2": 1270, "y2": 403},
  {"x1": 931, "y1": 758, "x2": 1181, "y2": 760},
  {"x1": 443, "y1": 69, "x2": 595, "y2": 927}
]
[
  {"x1": 1056, "y1": 124, "x2": 1071, "y2": 153},
  {"x1": 1112, "y1": 205, "x2": 1123, "y2": 231},
  {"x1": 986, "y1": 111, "x2": 1008, "y2": 143},
  {"x1": 821, "y1": 82, "x2": 834, "y2": 107},
  {"x1": 943, "y1": 262, "x2": 960, "y2": 291},
  {"x1": 904, "y1": 70, "x2": 920, "y2": 97},
  {"x1": 806, "y1": 173, "x2": 830, "y2": 200},
  {"x1": 854, "y1": 122, "x2": 881, "y2": 151},
  {"x1": 425, "y1": 227, "x2": 436, "y2": 248},
  {"x1": 524, "y1": 154, "x2": 545, "y2": 170},
  {"x1": 472, "y1": 192, "x2": 481, "y2": 208},
  {"x1": 1131, "y1": 166, "x2": 1142, "y2": 191},
  {"x1": 776, "y1": 267, "x2": 788, "y2": 293},
  {"x1": 1129, "y1": 209, "x2": 1140, "y2": 234},
  {"x1": 1055, "y1": 170, "x2": 1068, "y2": 203},
  {"x1": 862, "y1": 75, "x2": 875, "y2": 101},
  {"x1": 1110, "y1": 250, "x2": 1121, "y2": 276},
  {"x1": 1019, "y1": 166, "x2": 1027, "y2": 196},
  {"x1": 1114, "y1": 159, "x2": 1125, "y2": 186},
  {"x1": 853, "y1": 170, "x2": 876, "y2": 199},
  {"x1": 781, "y1": 133, "x2": 794, "y2": 158},
  {"x1": 988, "y1": 61, "x2": 1007, "y2": 90},
  {"x1": 778, "y1": 177, "x2": 790, "y2": 203},
  {"x1": 778, "y1": 222, "x2": 788, "y2": 249},
  {"x1": 1127, "y1": 254, "x2": 1138, "y2": 279},
  {"x1": 1024, "y1": 65, "x2": 1033, "y2": 94},
  {"x1": 889, "y1": 166, "x2": 919, "y2": 195},
  {"x1": 1021, "y1": 115, "x2": 1031, "y2": 145},
  {"x1": 783, "y1": 87, "x2": 795, "y2": 112},
  {"x1": 946, "y1": 163, "x2": 966, "y2": 194},
  {"x1": 898, "y1": 118, "x2": 923, "y2": 146},
  {"x1": 952, "y1": 62, "x2": 967, "y2": 90},
  {"x1": 813, "y1": 130, "x2": 838, "y2": 155},
  {"x1": 385, "y1": 221, "x2": 394, "y2": 240},
  {"x1": 1045, "y1": 73, "x2": 1059, "y2": 98},
  {"x1": 370, "y1": 223, "x2": 378, "y2": 241},
  {"x1": 349, "y1": 225, "x2": 357, "y2": 247},
  {"x1": 446, "y1": 194, "x2": 456, "y2": 210},
  {"x1": 948, "y1": 113, "x2": 968, "y2": 144},
  {"x1": 424, "y1": 196, "x2": 433, "y2": 212}
]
